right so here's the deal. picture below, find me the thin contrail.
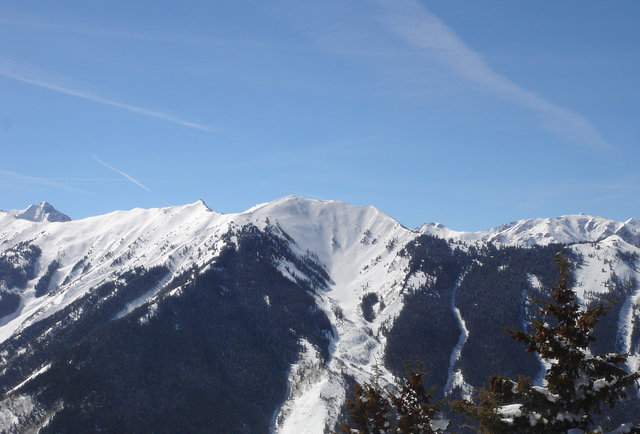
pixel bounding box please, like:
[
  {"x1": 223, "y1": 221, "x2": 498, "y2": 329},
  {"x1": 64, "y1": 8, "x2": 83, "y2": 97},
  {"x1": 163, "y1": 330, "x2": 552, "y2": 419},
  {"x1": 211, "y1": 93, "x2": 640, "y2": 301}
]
[
  {"x1": 0, "y1": 61, "x2": 214, "y2": 132},
  {"x1": 91, "y1": 155, "x2": 151, "y2": 192}
]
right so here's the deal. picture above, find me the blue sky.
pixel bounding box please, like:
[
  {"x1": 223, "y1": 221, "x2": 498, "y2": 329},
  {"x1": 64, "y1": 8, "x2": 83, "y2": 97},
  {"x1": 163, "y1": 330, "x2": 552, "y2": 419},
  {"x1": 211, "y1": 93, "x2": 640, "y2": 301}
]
[{"x1": 1, "y1": 0, "x2": 638, "y2": 231}]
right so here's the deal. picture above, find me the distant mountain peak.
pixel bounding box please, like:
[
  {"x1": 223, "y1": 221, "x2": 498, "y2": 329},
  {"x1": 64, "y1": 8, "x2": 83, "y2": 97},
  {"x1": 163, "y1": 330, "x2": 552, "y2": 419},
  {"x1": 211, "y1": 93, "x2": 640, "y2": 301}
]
[
  {"x1": 421, "y1": 214, "x2": 640, "y2": 248},
  {"x1": 9, "y1": 201, "x2": 71, "y2": 222}
]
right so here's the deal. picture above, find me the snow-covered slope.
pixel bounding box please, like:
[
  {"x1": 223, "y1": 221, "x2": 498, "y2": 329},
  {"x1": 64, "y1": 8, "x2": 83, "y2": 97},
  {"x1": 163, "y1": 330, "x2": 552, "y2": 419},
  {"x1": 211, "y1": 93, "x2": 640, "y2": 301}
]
[
  {"x1": 247, "y1": 197, "x2": 415, "y2": 431},
  {"x1": 0, "y1": 200, "x2": 228, "y2": 342},
  {"x1": 0, "y1": 197, "x2": 638, "y2": 432},
  {"x1": 0, "y1": 197, "x2": 418, "y2": 431},
  {"x1": 7, "y1": 202, "x2": 71, "y2": 223}
]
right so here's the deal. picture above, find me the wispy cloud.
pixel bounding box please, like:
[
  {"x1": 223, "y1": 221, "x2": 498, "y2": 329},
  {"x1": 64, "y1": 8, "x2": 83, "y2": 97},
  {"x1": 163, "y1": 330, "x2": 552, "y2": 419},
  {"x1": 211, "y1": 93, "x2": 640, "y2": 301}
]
[
  {"x1": 91, "y1": 155, "x2": 151, "y2": 192},
  {"x1": 375, "y1": 0, "x2": 613, "y2": 150},
  {"x1": 0, "y1": 169, "x2": 86, "y2": 193},
  {"x1": 0, "y1": 60, "x2": 214, "y2": 132},
  {"x1": 0, "y1": 13, "x2": 302, "y2": 53},
  {"x1": 515, "y1": 173, "x2": 640, "y2": 212}
]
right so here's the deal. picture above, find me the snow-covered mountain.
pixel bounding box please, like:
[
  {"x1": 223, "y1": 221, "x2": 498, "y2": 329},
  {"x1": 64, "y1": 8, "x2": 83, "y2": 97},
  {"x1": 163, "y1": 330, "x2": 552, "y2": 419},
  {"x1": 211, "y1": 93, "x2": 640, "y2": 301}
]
[
  {"x1": 0, "y1": 197, "x2": 638, "y2": 432},
  {"x1": 7, "y1": 201, "x2": 71, "y2": 223},
  {"x1": 421, "y1": 214, "x2": 640, "y2": 247}
]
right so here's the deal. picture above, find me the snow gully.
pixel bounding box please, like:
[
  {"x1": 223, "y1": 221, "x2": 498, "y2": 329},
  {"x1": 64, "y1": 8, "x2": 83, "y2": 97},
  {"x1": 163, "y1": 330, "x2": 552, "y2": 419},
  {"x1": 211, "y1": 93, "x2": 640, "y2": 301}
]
[{"x1": 444, "y1": 271, "x2": 470, "y2": 397}]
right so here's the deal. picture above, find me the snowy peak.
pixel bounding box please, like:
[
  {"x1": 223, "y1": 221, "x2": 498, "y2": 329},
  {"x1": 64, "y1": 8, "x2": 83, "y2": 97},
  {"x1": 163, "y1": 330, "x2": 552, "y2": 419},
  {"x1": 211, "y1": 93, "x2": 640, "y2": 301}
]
[
  {"x1": 244, "y1": 195, "x2": 398, "y2": 228},
  {"x1": 420, "y1": 214, "x2": 640, "y2": 247},
  {"x1": 418, "y1": 222, "x2": 466, "y2": 241},
  {"x1": 9, "y1": 201, "x2": 71, "y2": 222},
  {"x1": 486, "y1": 214, "x2": 622, "y2": 246},
  {"x1": 242, "y1": 196, "x2": 407, "y2": 267}
]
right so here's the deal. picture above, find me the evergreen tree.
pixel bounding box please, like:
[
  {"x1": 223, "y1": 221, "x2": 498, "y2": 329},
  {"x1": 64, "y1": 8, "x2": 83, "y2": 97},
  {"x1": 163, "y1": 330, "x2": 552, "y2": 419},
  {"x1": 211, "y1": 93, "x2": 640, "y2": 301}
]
[
  {"x1": 390, "y1": 364, "x2": 441, "y2": 433},
  {"x1": 342, "y1": 377, "x2": 393, "y2": 433},
  {"x1": 454, "y1": 252, "x2": 640, "y2": 432},
  {"x1": 341, "y1": 364, "x2": 446, "y2": 433}
]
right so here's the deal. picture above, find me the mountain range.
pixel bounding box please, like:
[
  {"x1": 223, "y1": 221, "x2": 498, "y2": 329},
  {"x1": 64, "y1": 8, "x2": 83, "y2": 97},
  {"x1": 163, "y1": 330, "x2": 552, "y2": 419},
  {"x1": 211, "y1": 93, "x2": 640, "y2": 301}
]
[{"x1": 0, "y1": 196, "x2": 638, "y2": 432}]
